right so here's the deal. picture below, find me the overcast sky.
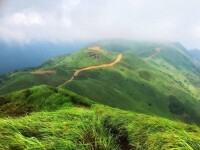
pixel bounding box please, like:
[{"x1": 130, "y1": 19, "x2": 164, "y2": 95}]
[{"x1": 0, "y1": 0, "x2": 200, "y2": 49}]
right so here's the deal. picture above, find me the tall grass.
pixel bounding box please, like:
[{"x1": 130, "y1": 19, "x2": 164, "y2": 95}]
[
  {"x1": 0, "y1": 85, "x2": 199, "y2": 149},
  {"x1": 94, "y1": 105, "x2": 200, "y2": 150},
  {"x1": 0, "y1": 108, "x2": 118, "y2": 150}
]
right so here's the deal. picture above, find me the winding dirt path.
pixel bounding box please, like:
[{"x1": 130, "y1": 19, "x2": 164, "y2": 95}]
[
  {"x1": 58, "y1": 47, "x2": 159, "y2": 87},
  {"x1": 58, "y1": 54, "x2": 122, "y2": 87},
  {"x1": 144, "y1": 48, "x2": 161, "y2": 60}
]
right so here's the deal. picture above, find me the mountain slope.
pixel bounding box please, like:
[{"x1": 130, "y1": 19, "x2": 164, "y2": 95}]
[
  {"x1": 0, "y1": 85, "x2": 199, "y2": 150},
  {"x1": 0, "y1": 47, "x2": 119, "y2": 94},
  {"x1": 189, "y1": 49, "x2": 200, "y2": 62},
  {"x1": 96, "y1": 40, "x2": 200, "y2": 73},
  {"x1": 1, "y1": 41, "x2": 200, "y2": 124},
  {"x1": 0, "y1": 85, "x2": 94, "y2": 117},
  {"x1": 61, "y1": 48, "x2": 200, "y2": 124}
]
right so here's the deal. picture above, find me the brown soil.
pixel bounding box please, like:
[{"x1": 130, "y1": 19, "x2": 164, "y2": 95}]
[
  {"x1": 88, "y1": 46, "x2": 104, "y2": 52},
  {"x1": 31, "y1": 70, "x2": 56, "y2": 75},
  {"x1": 58, "y1": 54, "x2": 122, "y2": 87}
]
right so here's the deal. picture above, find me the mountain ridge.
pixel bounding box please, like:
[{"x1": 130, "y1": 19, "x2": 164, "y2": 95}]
[{"x1": 1, "y1": 40, "x2": 200, "y2": 125}]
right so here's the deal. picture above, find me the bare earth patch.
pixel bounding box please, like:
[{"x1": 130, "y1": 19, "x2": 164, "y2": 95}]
[
  {"x1": 31, "y1": 70, "x2": 56, "y2": 75},
  {"x1": 88, "y1": 46, "x2": 104, "y2": 52}
]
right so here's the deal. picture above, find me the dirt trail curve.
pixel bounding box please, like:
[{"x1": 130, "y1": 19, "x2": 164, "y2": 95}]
[
  {"x1": 144, "y1": 48, "x2": 161, "y2": 60},
  {"x1": 58, "y1": 54, "x2": 122, "y2": 87}
]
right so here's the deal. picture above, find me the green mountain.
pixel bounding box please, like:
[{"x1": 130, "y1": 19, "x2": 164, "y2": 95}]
[
  {"x1": 1, "y1": 40, "x2": 200, "y2": 125},
  {"x1": 189, "y1": 49, "x2": 200, "y2": 63},
  {"x1": 0, "y1": 85, "x2": 199, "y2": 149}
]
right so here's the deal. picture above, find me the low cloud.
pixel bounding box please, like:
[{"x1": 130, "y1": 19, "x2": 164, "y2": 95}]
[
  {"x1": 8, "y1": 12, "x2": 45, "y2": 26},
  {"x1": 0, "y1": 0, "x2": 200, "y2": 49}
]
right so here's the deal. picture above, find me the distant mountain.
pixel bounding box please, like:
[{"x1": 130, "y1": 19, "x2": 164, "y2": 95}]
[
  {"x1": 0, "y1": 41, "x2": 89, "y2": 74},
  {"x1": 189, "y1": 49, "x2": 200, "y2": 62},
  {"x1": 1, "y1": 40, "x2": 200, "y2": 125},
  {"x1": 95, "y1": 40, "x2": 200, "y2": 73}
]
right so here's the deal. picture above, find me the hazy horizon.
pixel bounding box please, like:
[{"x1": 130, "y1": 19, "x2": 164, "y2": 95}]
[{"x1": 0, "y1": 0, "x2": 200, "y2": 49}]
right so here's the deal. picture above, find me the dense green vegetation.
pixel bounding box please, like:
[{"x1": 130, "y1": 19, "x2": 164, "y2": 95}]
[
  {"x1": 0, "y1": 85, "x2": 199, "y2": 149},
  {"x1": 0, "y1": 48, "x2": 118, "y2": 95},
  {"x1": 41, "y1": 48, "x2": 118, "y2": 69},
  {"x1": 0, "y1": 85, "x2": 94, "y2": 116},
  {"x1": 95, "y1": 105, "x2": 200, "y2": 150},
  {"x1": 63, "y1": 50, "x2": 200, "y2": 124},
  {"x1": 0, "y1": 69, "x2": 72, "y2": 95},
  {"x1": 1, "y1": 40, "x2": 200, "y2": 125}
]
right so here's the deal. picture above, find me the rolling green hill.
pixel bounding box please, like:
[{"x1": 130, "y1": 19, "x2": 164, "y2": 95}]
[
  {"x1": 0, "y1": 85, "x2": 199, "y2": 149},
  {"x1": 0, "y1": 47, "x2": 119, "y2": 94},
  {"x1": 1, "y1": 40, "x2": 200, "y2": 125}
]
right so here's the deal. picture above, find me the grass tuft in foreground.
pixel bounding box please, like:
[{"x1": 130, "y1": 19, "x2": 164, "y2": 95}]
[{"x1": 0, "y1": 85, "x2": 199, "y2": 149}]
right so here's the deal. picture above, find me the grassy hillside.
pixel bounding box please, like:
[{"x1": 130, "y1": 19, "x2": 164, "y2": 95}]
[
  {"x1": 0, "y1": 85, "x2": 199, "y2": 150},
  {"x1": 0, "y1": 85, "x2": 94, "y2": 117},
  {"x1": 41, "y1": 48, "x2": 118, "y2": 69},
  {"x1": 0, "y1": 69, "x2": 72, "y2": 94},
  {"x1": 63, "y1": 50, "x2": 200, "y2": 124},
  {"x1": 1, "y1": 41, "x2": 200, "y2": 125},
  {"x1": 0, "y1": 47, "x2": 118, "y2": 95},
  {"x1": 96, "y1": 40, "x2": 200, "y2": 73}
]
